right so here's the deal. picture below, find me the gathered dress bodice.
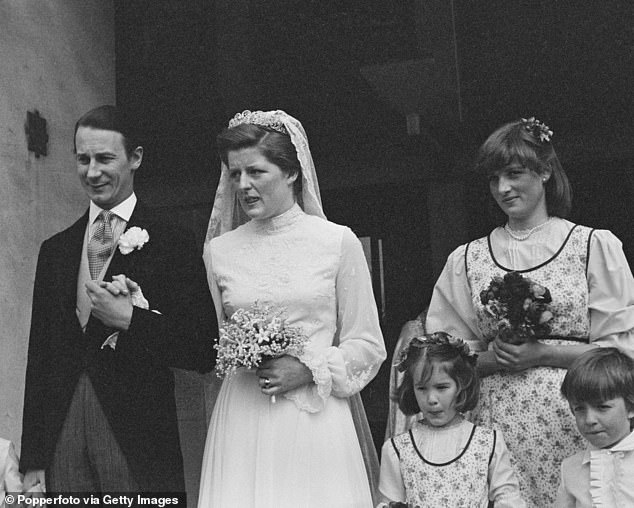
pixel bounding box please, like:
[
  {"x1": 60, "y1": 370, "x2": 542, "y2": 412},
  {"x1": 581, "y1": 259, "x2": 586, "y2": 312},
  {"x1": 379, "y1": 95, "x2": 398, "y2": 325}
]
[{"x1": 467, "y1": 224, "x2": 593, "y2": 344}]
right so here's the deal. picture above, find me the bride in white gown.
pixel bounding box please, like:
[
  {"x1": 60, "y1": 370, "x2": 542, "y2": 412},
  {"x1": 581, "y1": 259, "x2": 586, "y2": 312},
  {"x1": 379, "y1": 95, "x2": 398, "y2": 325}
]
[{"x1": 198, "y1": 110, "x2": 386, "y2": 507}]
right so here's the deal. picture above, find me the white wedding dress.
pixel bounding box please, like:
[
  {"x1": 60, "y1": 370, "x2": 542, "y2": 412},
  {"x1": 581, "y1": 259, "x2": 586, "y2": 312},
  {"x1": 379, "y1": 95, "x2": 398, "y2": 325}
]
[{"x1": 198, "y1": 204, "x2": 386, "y2": 507}]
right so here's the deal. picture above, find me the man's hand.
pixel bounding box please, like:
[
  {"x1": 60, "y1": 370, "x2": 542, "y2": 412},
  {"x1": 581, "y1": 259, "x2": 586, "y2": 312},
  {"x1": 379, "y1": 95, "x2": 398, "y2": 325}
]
[{"x1": 86, "y1": 280, "x2": 133, "y2": 330}]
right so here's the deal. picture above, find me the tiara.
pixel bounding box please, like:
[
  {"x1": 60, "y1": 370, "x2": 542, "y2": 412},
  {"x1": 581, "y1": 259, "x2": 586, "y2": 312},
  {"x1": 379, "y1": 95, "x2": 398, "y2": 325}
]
[
  {"x1": 228, "y1": 110, "x2": 288, "y2": 135},
  {"x1": 521, "y1": 117, "x2": 553, "y2": 142},
  {"x1": 395, "y1": 332, "x2": 477, "y2": 372}
]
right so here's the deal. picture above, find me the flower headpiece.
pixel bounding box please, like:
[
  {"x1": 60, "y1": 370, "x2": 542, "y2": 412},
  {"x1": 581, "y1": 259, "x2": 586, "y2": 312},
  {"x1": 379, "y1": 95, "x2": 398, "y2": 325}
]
[
  {"x1": 228, "y1": 110, "x2": 289, "y2": 135},
  {"x1": 521, "y1": 117, "x2": 553, "y2": 142},
  {"x1": 395, "y1": 331, "x2": 477, "y2": 372}
]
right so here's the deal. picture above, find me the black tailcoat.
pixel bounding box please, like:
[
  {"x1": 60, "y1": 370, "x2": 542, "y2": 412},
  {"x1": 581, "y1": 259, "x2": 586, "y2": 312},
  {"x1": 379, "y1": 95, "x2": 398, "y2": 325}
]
[{"x1": 21, "y1": 202, "x2": 216, "y2": 491}]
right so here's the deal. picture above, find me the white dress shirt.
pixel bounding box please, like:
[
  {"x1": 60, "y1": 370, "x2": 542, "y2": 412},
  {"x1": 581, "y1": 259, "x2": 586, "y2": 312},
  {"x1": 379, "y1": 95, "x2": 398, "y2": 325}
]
[{"x1": 556, "y1": 429, "x2": 634, "y2": 507}]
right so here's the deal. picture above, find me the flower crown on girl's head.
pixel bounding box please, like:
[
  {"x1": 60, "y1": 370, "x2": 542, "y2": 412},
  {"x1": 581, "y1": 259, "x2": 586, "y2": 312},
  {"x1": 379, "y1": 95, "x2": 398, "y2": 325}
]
[
  {"x1": 521, "y1": 117, "x2": 553, "y2": 143},
  {"x1": 395, "y1": 331, "x2": 477, "y2": 372}
]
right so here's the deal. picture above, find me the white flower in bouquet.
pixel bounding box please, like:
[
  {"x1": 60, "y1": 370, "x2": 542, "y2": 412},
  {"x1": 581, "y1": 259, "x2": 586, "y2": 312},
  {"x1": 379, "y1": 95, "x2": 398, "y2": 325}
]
[{"x1": 214, "y1": 302, "x2": 308, "y2": 378}]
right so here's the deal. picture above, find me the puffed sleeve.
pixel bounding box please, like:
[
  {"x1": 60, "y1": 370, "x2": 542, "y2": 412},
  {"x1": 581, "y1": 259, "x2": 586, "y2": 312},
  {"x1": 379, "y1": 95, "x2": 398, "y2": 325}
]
[
  {"x1": 425, "y1": 245, "x2": 485, "y2": 351},
  {"x1": 587, "y1": 230, "x2": 634, "y2": 356},
  {"x1": 299, "y1": 228, "x2": 386, "y2": 404},
  {"x1": 488, "y1": 431, "x2": 526, "y2": 507},
  {"x1": 378, "y1": 438, "x2": 407, "y2": 504}
]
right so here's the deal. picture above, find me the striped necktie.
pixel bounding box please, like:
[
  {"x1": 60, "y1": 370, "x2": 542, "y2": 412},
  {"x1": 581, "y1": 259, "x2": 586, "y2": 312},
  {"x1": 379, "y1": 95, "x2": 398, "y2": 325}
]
[{"x1": 88, "y1": 210, "x2": 115, "y2": 280}]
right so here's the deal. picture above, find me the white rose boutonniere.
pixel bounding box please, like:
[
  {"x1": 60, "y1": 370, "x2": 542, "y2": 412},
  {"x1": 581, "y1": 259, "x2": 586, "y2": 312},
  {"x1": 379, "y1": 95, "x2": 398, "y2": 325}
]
[{"x1": 118, "y1": 227, "x2": 149, "y2": 255}]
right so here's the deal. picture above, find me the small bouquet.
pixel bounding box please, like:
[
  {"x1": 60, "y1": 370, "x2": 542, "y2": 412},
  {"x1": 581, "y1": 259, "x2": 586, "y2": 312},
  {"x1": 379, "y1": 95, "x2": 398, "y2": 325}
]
[
  {"x1": 480, "y1": 271, "x2": 554, "y2": 344},
  {"x1": 214, "y1": 302, "x2": 308, "y2": 378}
]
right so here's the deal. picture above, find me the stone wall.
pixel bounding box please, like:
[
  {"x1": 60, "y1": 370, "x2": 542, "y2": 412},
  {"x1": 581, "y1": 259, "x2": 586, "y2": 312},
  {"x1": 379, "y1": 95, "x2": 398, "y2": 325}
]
[{"x1": 0, "y1": 0, "x2": 115, "y2": 449}]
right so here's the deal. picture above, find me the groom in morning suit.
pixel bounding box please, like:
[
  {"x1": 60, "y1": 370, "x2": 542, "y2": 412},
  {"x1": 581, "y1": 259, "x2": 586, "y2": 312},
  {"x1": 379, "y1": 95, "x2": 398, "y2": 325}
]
[{"x1": 20, "y1": 105, "x2": 216, "y2": 493}]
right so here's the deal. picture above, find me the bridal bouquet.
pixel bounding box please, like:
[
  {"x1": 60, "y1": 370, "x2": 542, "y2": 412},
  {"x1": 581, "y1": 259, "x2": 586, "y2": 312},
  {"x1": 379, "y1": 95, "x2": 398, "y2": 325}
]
[
  {"x1": 480, "y1": 271, "x2": 554, "y2": 344},
  {"x1": 214, "y1": 302, "x2": 308, "y2": 377}
]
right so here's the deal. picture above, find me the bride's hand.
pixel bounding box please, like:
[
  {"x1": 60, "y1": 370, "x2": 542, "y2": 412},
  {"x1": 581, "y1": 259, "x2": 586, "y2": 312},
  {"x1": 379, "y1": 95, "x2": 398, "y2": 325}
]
[
  {"x1": 492, "y1": 338, "x2": 547, "y2": 372},
  {"x1": 256, "y1": 355, "x2": 313, "y2": 396}
]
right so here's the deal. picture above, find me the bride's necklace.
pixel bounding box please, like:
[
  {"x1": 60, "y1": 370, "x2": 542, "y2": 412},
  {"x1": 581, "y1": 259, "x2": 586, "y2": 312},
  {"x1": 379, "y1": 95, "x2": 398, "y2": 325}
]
[{"x1": 504, "y1": 217, "x2": 553, "y2": 241}]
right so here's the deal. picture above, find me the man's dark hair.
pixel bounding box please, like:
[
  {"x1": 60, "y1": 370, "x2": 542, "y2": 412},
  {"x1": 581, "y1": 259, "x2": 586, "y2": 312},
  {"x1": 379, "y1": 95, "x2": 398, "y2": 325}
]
[{"x1": 74, "y1": 105, "x2": 141, "y2": 158}]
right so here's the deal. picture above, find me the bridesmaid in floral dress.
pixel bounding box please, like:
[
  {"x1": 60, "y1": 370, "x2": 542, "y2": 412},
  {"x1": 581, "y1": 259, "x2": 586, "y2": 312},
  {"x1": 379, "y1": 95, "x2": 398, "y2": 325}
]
[{"x1": 425, "y1": 117, "x2": 634, "y2": 506}]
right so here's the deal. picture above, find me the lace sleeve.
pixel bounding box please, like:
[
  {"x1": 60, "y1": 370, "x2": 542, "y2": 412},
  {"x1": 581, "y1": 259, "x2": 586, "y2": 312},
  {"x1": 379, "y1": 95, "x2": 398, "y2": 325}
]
[
  {"x1": 202, "y1": 242, "x2": 227, "y2": 423},
  {"x1": 203, "y1": 241, "x2": 227, "y2": 327},
  {"x1": 296, "y1": 228, "x2": 386, "y2": 408}
]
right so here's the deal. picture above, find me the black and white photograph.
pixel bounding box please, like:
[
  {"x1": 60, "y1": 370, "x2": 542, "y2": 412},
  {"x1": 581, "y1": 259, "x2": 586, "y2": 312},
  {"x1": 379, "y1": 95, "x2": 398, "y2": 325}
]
[{"x1": 1, "y1": 1, "x2": 632, "y2": 507}]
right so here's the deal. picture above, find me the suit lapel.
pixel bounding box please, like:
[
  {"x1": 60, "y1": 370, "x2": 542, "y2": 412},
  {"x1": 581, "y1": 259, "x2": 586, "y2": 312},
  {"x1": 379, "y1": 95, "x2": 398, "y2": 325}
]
[
  {"x1": 105, "y1": 202, "x2": 154, "y2": 281},
  {"x1": 57, "y1": 212, "x2": 90, "y2": 317}
]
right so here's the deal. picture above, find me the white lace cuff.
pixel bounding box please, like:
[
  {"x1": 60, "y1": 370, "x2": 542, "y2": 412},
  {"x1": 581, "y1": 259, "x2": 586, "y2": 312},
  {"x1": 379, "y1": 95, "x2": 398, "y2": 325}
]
[
  {"x1": 283, "y1": 348, "x2": 332, "y2": 413},
  {"x1": 130, "y1": 286, "x2": 149, "y2": 310}
]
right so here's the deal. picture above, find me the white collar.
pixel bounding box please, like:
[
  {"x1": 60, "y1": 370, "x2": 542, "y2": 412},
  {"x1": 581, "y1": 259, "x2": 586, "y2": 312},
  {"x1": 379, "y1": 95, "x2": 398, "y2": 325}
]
[
  {"x1": 582, "y1": 429, "x2": 634, "y2": 464},
  {"x1": 89, "y1": 193, "x2": 137, "y2": 225}
]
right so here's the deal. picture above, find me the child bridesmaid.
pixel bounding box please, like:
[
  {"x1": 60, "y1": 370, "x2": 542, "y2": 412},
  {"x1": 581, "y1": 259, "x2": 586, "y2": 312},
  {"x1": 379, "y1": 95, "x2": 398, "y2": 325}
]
[
  {"x1": 557, "y1": 347, "x2": 634, "y2": 507},
  {"x1": 378, "y1": 332, "x2": 525, "y2": 507}
]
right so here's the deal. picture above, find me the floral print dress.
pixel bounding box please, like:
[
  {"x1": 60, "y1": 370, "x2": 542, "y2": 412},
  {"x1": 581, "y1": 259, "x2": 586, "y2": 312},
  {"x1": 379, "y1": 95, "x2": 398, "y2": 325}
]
[
  {"x1": 394, "y1": 424, "x2": 493, "y2": 507},
  {"x1": 426, "y1": 218, "x2": 634, "y2": 506},
  {"x1": 466, "y1": 225, "x2": 592, "y2": 506},
  {"x1": 379, "y1": 418, "x2": 524, "y2": 507}
]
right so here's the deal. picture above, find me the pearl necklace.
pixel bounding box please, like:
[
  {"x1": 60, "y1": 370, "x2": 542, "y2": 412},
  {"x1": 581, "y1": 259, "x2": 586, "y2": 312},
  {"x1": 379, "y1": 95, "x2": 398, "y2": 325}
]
[{"x1": 504, "y1": 217, "x2": 553, "y2": 241}]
